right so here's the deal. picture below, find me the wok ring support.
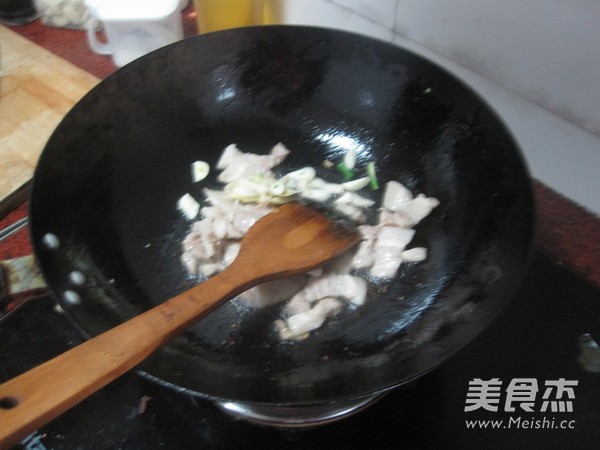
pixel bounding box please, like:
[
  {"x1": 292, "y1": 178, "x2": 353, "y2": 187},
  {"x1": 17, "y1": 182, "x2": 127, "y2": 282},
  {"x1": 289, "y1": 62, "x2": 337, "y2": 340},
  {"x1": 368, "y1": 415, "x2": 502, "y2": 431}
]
[{"x1": 214, "y1": 391, "x2": 388, "y2": 427}]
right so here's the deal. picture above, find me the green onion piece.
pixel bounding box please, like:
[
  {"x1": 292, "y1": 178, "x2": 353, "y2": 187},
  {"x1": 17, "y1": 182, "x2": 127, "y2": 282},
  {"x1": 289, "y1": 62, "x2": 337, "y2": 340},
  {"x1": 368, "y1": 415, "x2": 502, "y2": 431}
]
[
  {"x1": 366, "y1": 162, "x2": 379, "y2": 190},
  {"x1": 336, "y1": 162, "x2": 354, "y2": 180}
]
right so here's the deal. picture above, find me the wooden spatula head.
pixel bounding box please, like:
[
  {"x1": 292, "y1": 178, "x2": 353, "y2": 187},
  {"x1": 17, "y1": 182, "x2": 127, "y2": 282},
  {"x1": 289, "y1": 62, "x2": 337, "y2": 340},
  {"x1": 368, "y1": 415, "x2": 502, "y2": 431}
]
[{"x1": 233, "y1": 202, "x2": 362, "y2": 279}]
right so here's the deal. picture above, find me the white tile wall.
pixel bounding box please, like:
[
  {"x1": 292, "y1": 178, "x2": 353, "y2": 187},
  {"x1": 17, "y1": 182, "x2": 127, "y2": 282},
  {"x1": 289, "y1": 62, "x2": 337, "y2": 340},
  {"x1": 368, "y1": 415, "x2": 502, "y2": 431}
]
[
  {"x1": 394, "y1": 0, "x2": 600, "y2": 137},
  {"x1": 274, "y1": 0, "x2": 600, "y2": 216},
  {"x1": 274, "y1": 0, "x2": 393, "y2": 40},
  {"x1": 331, "y1": 0, "x2": 397, "y2": 30}
]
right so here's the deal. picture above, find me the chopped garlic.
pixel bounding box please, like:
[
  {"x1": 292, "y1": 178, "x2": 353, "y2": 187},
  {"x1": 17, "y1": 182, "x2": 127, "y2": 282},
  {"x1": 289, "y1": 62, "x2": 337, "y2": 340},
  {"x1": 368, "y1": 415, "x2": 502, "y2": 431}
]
[
  {"x1": 308, "y1": 178, "x2": 345, "y2": 194},
  {"x1": 301, "y1": 189, "x2": 332, "y2": 202},
  {"x1": 343, "y1": 148, "x2": 357, "y2": 170},
  {"x1": 342, "y1": 176, "x2": 370, "y2": 191},
  {"x1": 335, "y1": 192, "x2": 375, "y2": 208},
  {"x1": 177, "y1": 193, "x2": 200, "y2": 220},
  {"x1": 283, "y1": 167, "x2": 317, "y2": 187},
  {"x1": 191, "y1": 161, "x2": 210, "y2": 182}
]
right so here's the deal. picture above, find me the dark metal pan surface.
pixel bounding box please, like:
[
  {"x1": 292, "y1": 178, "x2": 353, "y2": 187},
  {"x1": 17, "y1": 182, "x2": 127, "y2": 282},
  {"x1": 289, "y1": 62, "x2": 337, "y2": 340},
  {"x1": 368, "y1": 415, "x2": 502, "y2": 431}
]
[{"x1": 29, "y1": 26, "x2": 534, "y2": 404}]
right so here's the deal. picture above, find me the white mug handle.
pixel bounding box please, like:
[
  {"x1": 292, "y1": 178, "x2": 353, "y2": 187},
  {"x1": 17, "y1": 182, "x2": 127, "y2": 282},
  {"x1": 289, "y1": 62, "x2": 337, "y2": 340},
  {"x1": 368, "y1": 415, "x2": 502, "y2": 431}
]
[{"x1": 86, "y1": 18, "x2": 112, "y2": 55}]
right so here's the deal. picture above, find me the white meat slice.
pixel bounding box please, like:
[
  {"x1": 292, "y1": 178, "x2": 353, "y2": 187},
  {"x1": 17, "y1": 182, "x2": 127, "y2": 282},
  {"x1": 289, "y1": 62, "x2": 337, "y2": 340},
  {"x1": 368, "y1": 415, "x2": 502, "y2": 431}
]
[
  {"x1": 351, "y1": 225, "x2": 378, "y2": 269},
  {"x1": 378, "y1": 209, "x2": 414, "y2": 228},
  {"x1": 269, "y1": 142, "x2": 291, "y2": 162},
  {"x1": 182, "y1": 230, "x2": 202, "y2": 255},
  {"x1": 238, "y1": 276, "x2": 307, "y2": 308},
  {"x1": 371, "y1": 246, "x2": 404, "y2": 279},
  {"x1": 221, "y1": 163, "x2": 246, "y2": 183},
  {"x1": 180, "y1": 194, "x2": 273, "y2": 279},
  {"x1": 376, "y1": 226, "x2": 415, "y2": 248},
  {"x1": 222, "y1": 242, "x2": 241, "y2": 266},
  {"x1": 216, "y1": 143, "x2": 241, "y2": 170},
  {"x1": 277, "y1": 297, "x2": 342, "y2": 340},
  {"x1": 181, "y1": 252, "x2": 198, "y2": 275},
  {"x1": 382, "y1": 181, "x2": 413, "y2": 211},
  {"x1": 217, "y1": 143, "x2": 290, "y2": 183},
  {"x1": 334, "y1": 202, "x2": 367, "y2": 222},
  {"x1": 285, "y1": 273, "x2": 368, "y2": 315},
  {"x1": 181, "y1": 229, "x2": 218, "y2": 260},
  {"x1": 403, "y1": 194, "x2": 440, "y2": 225},
  {"x1": 231, "y1": 208, "x2": 267, "y2": 236},
  {"x1": 212, "y1": 217, "x2": 228, "y2": 240},
  {"x1": 323, "y1": 248, "x2": 356, "y2": 275},
  {"x1": 199, "y1": 261, "x2": 225, "y2": 278},
  {"x1": 369, "y1": 226, "x2": 415, "y2": 278},
  {"x1": 203, "y1": 194, "x2": 272, "y2": 239},
  {"x1": 203, "y1": 188, "x2": 229, "y2": 206}
]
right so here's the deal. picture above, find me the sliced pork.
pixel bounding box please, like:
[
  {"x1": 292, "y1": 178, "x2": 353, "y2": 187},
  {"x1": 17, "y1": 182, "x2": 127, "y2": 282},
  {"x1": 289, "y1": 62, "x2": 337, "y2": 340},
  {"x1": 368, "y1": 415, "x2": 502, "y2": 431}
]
[
  {"x1": 238, "y1": 276, "x2": 307, "y2": 308},
  {"x1": 276, "y1": 297, "x2": 343, "y2": 340},
  {"x1": 217, "y1": 143, "x2": 290, "y2": 183},
  {"x1": 285, "y1": 273, "x2": 368, "y2": 315},
  {"x1": 180, "y1": 144, "x2": 439, "y2": 340}
]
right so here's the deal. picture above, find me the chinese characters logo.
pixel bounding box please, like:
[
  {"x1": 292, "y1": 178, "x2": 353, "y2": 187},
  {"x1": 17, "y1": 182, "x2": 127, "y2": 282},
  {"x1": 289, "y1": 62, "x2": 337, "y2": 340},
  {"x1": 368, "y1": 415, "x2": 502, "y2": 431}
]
[{"x1": 465, "y1": 378, "x2": 577, "y2": 413}]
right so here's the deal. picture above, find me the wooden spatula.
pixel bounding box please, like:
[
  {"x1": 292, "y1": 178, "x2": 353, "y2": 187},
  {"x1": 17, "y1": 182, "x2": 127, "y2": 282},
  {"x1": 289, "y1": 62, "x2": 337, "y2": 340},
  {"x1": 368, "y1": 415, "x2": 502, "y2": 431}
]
[{"x1": 0, "y1": 202, "x2": 360, "y2": 448}]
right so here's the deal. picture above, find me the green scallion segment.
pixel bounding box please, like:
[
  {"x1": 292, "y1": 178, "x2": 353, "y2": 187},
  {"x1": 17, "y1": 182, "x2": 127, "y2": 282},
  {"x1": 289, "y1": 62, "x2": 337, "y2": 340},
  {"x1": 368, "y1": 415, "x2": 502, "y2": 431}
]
[
  {"x1": 366, "y1": 162, "x2": 379, "y2": 190},
  {"x1": 336, "y1": 162, "x2": 354, "y2": 180}
]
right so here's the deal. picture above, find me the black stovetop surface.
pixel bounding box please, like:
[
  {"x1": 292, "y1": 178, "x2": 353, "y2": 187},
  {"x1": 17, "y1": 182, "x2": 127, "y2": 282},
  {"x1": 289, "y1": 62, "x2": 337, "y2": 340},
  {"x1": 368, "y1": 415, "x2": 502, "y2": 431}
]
[{"x1": 2, "y1": 249, "x2": 600, "y2": 450}]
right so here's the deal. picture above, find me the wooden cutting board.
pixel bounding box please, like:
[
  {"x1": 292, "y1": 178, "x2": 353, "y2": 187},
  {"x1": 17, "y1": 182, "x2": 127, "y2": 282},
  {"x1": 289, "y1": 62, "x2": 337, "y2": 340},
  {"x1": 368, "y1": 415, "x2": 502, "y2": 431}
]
[{"x1": 0, "y1": 25, "x2": 99, "y2": 217}]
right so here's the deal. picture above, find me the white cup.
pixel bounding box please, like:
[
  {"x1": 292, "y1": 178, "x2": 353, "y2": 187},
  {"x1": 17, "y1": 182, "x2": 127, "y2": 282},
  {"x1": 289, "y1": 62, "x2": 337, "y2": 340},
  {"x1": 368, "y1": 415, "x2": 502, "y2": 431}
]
[{"x1": 84, "y1": 0, "x2": 183, "y2": 67}]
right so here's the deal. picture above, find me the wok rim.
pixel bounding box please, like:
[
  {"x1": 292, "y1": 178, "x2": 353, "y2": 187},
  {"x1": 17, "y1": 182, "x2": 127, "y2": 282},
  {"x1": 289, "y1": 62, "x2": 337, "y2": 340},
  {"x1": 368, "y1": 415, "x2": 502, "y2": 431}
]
[{"x1": 28, "y1": 25, "x2": 535, "y2": 405}]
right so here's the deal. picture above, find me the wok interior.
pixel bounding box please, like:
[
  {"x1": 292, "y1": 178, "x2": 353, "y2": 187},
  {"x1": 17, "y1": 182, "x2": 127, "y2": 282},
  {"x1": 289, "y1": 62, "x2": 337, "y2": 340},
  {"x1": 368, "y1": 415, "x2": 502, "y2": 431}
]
[{"x1": 30, "y1": 26, "x2": 533, "y2": 404}]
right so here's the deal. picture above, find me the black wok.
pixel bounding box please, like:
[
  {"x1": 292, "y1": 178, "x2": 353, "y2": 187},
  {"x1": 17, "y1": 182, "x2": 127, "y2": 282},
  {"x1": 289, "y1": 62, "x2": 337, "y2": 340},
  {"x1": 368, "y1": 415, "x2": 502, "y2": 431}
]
[{"x1": 29, "y1": 26, "x2": 534, "y2": 406}]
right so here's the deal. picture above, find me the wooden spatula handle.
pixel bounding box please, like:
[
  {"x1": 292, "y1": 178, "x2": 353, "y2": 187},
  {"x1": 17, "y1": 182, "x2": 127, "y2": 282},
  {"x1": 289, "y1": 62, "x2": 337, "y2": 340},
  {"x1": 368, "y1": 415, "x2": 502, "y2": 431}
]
[
  {"x1": 0, "y1": 203, "x2": 360, "y2": 449},
  {"x1": 0, "y1": 266, "x2": 247, "y2": 449}
]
